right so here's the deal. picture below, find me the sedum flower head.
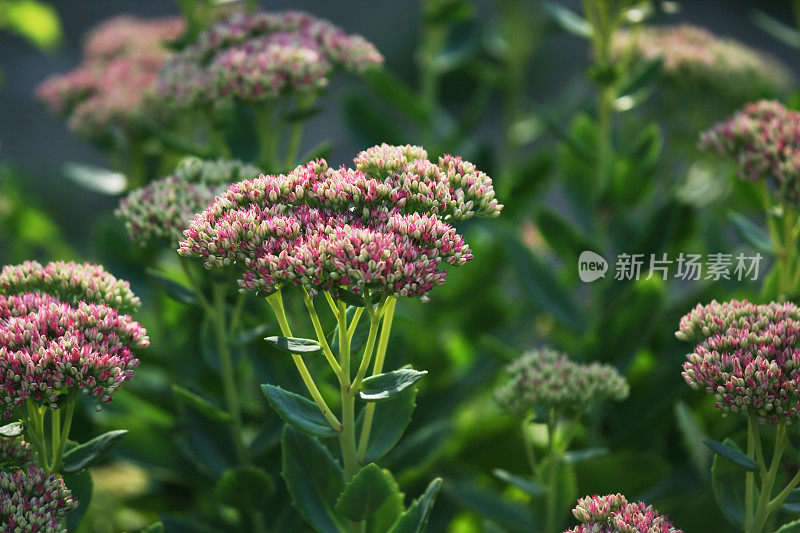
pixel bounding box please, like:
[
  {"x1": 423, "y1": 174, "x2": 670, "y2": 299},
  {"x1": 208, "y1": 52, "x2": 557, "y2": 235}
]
[
  {"x1": 494, "y1": 348, "x2": 629, "y2": 418},
  {"x1": 614, "y1": 25, "x2": 790, "y2": 105},
  {"x1": 0, "y1": 261, "x2": 140, "y2": 314},
  {"x1": 566, "y1": 494, "x2": 681, "y2": 533},
  {"x1": 37, "y1": 16, "x2": 183, "y2": 141},
  {"x1": 117, "y1": 158, "x2": 260, "y2": 247},
  {"x1": 0, "y1": 291, "x2": 147, "y2": 417},
  {"x1": 158, "y1": 10, "x2": 383, "y2": 107},
  {"x1": 700, "y1": 100, "x2": 800, "y2": 205},
  {"x1": 0, "y1": 437, "x2": 33, "y2": 469},
  {"x1": 0, "y1": 463, "x2": 77, "y2": 532},
  {"x1": 678, "y1": 299, "x2": 800, "y2": 424},
  {"x1": 179, "y1": 146, "x2": 501, "y2": 299}
]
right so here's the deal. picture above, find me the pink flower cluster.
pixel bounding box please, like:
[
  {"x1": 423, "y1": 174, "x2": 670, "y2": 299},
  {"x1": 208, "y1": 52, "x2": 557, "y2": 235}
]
[
  {"x1": 677, "y1": 299, "x2": 800, "y2": 424},
  {"x1": 0, "y1": 292, "x2": 147, "y2": 417},
  {"x1": 566, "y1": 494, "x2": 681, "y2": 533},
  {"x1": 179, "y1": 145, "x2": 501, "y2": 298},
  {"x1": 158, "y1": 10, "x2": 382, "y2": 106},
  {"x1": 117, "y1": 158, "x2": 260, "y2": 247},
  {"x1": 614, "y1": 25, "x2": 790, "y2": 104},
  {"x1": 37, "y1": 15, "x2": 184, "y2": 141},
  {"x1": 700, "y1": 100, "x2": 800, "y2": 204},
  {"x1": 0, "y1": 261, "x2": 140, "y2": 315},
  {"x1": 0, "y1": 462, "x2": 77, "y2": 532}
]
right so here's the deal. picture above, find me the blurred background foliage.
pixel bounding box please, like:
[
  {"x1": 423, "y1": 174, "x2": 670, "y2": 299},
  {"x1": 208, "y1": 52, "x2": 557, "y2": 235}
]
[{"x1": 2, "y1": 0, "x2": 800, "y2": 532}]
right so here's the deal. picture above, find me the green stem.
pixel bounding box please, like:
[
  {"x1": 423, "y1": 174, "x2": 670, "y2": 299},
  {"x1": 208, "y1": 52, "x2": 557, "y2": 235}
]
[
  {"x1": 521, "y1": 417, "x2": 537, "y2": 474},
  {"x1": 357, "y1": 297, "x2": 396, "y2": 462},
  {"x1": 283, "y1": 95, "x2": 316, "y2": 171},
  {"x1": 351, "y1": 298, "x2": 383, "y2": 392},
  {"x1": 254, "y1": 104, "x2": 280, "y2": 171},
  {"x1": 212, "y1": 283, "x2": 248, "y2": 465},
  {"x1": 301, "y1": 289, "x2": 343, "y2": 380},
  {"x1": 266, "y1": 290, "x2": 341, "y2": 430},
  {"x1": 746, "y1": 413, "x2": 758, "y2": 528},
  {"x1": 51, "y1": 398, "x2": 76, "y2": 474},
  {"x1": 203, "y1": 108, "x2": 232, "y2": 158},
  {"x1": 751, "y1": 421, "x2": 788, "y2": 533},
  {"x1": 545, "y1": 407, "x2": 559, "y2": 533}
]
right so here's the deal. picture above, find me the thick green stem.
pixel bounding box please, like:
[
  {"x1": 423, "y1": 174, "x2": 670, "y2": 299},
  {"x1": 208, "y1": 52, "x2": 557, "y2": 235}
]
[
  {"x1": 746, "y1": 413, "x2": 758, "y2": 528},
  {"x1": 50, "y1": 398, "x2": 76, "y2": 474},
  {"x1": 357, "y1": 297, "x2": 396, "y2": 462},
  {"x1": 521, "y1": 418, "x2": 537, "y2": 474},
  {"x1": 545, "y1": 407, "x2": 559, "y2": 533}
]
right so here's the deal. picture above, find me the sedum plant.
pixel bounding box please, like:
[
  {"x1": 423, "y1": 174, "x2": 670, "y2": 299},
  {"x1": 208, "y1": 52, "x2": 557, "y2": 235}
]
[
  {"x1": 0, "y1": 260, "x2": 148, "y2": 531},
  {"x1": 564, "y1": 493, "x2": 681, "y2": 533},
  {"x1": 677, "y1": 299, "x2": 800, "y2": 533},
  {"x1": 494, "y1": 348, "x2": 629, "y2": 533},
  {"x1": 158, "y1": 9, "x2": 383, "y2": 171},
  {"x1": 178, "y1": 144, "x2": 502, "y2": 532},
  {"x1": 700, "y1": 101, "x2": 800, "y2": 301}
]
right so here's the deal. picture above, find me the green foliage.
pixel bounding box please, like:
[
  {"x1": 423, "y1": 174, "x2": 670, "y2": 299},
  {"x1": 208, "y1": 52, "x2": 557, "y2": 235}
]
[
  {"x1": 360, "y1": 370, "x2": 428, "y2": 402},
  {"x1": 61, "y1": 430, "x2": 128, "y2": 474},
  {"x1": 335, "y1": 464, "x2": 397, "y2": 521},
  {"x1": 262, "y1": 385, "x2": 337, "y2": 438}
]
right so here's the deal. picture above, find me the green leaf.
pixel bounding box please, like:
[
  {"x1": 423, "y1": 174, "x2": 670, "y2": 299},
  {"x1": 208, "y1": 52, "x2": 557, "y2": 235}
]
[
  {"x1": 262, "y1": 384, "x2": 337, "y2": 438},
  {"x1": 674, "y1": 400, "x2": 711, "y2": 477},
  {"x1": 501, "y1": 227, "x2": 584, "y2": 333},
  {"x1": 775, "y1": 520, "x2": 800, "y2": 532},
  {"x1": 264, "y1": 336, "x2": 323, "y2": 356},
  {"x1": 358, "y1": 387, "x2": 418, "y2": 463},
  {"x1": 535, "y1": 208, "x2": 595, "y2": 263},
  {"x1": 444, "y1": 479, "x2": 538, "y2": 530},
  {"x1": 360, "y1": 369, "x2": 428, "y2": 402},
  {"x1": 543, "y1": 2, "x2": 591, "y2": 38},
  {"x1": 560, "y1": 448, "x2": 608, "y2": 465},
  {"x1": 62, "y1": 470, "x2": 93, "y2": 532},
  {"x1": 492, "y1": 469, "x2": 545, "y2": 497},
  {"x1": 141, "y1": 522, "x2": 165, "y2": 533},
  {"x1": 335, "y1": 463, "x2": 397, "y2": 521},
  {"x1": 388, "y1": 478, "x2": 443, "y2": 533},
  {"x1": 368, "y1": 470, "x2": 404, "y2": 533},
  {"x1": 230, "y1": 322, "x2": 273, "y2": 346},
  {"x1": 711, "y1": 438, "x2": 754, "y2": 529},
  {"x1": 364, "y1": 69, "x2": 432, "y2": 126},
  {"x1": 215, "y1": 466, "x2": 275, "y2": 510},
  {"x1": 62, "y1": 430, "x2": 128, "y2": 474},
  {"x1": 0, "y1": 421, "x2": 23, "y2": 438},
  {"x1": 281, "y1": 426, "x2": 347, "y2": 533},
  {"x1": 62, "y1": 162, "x2": 127, "y2": 195},
  {"x1": 1, "y1": 0, "x2": 62, "y2": 51},
  {"x1": 335, "y1": 287, "x2": 367, "y2": 307},
  {"x1": 146, "y1": 269, "x2": 200, "y2": 307},
  {"x1": 172, "y1": 384, "x2": 232, "y2": 424},
  {"x1": 752, "y1": 10, "x2": 800, "y2": 50},
  {"x1": 784, "y1": 489, "x2": 800, "y2": 514},
  {"x1": 618, "y1": 57, "x2": 662, "y2": 98},
  {"x1": 704, "y1": 439, "x2": 759, "y2": 472},
  {"x1": 729, "y1": 211, "x2": 775, "y2": 255}
]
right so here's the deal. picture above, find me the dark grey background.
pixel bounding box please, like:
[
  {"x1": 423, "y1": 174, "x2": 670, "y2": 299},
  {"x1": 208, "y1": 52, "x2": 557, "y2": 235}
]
[{"x1": 0, "y1": 0, "x2": 795, "y2": 255}]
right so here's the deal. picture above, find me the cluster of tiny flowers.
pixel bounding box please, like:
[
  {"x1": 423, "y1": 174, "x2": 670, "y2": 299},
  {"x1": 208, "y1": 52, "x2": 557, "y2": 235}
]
[
  {"x1": 494, "y1": 348, "x2": 629, "y2": 418},
  {"x1": 0, "y1": 291, "x2": 147, "y2": 417},
  {"x1": 0, "y1": 261, "x2": 140, "y2": 315},
  {"x1": 117, "y1": 158, "x2": 261, "y2": 247},
  {"x1": 179, "y1": 146, "x2": 501, "y2": 299},
  {"x1": 677, "y1": 299, "x2": 800, "y2": 424},
  {"x1": 0, "y1": 463, "x2": 77, "y2": 532},
  {"x1": 37, "y1": 15, "x2": 183, "y2": 141},
  {"x1": 614, "y1": 25, "x2": 790, "y2": 105},
  {"x1": 566, "y1": 494, "x2": 681, "y2": 533},
  {"x1": 0, "y1": 437, "x2": 33, "y2": 469},
  {"x1": 158, "y1": 10, "x2": 382, "y2": 106},
  {"x1": 700, "y1": 100, "x2": 800, "y2": 205}
]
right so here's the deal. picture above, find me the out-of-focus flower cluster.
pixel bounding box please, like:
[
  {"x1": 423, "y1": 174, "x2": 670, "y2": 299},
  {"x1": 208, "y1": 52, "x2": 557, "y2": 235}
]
[
  {"x1": 495, "y1": 348, "x2": 629, "y2": 418},
  {"x1": 0, "y1": 454, "x2": 77, "y2": 532},
  {"x1": 0, "y1": 261, "x2": 147, "y2": 417},
  {"x1": 179, "y1": 145, "x2": 501, "y2": 299},
  {"x1": 700, "y1": 100, "x2": 800, "y2": 205},
  {"x1": 0, "y1": 437, "x2": 33, "y2": 469},
  {"x1": 566, "y1": 494, "x2": 681, "y2": 533},
  {"x1": 158, "y1": 10, "x2": 382, "y2": 106},
  {"x1": 678, "y1": 299, "x2": 800, "y2": 424},
  {"x1": 37, "y1": 15, "x2": 184, "y2": 141},
  {"x1": 614, "y1": 25, "x2": 790, "y2": 105},
  {"x1": 0, "y1": 260, "x2": 140, "y2": 314},
  {"x1": 117, "y1": 158, "x2": 260, "y2": 247}
]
